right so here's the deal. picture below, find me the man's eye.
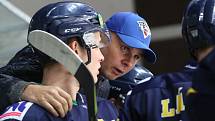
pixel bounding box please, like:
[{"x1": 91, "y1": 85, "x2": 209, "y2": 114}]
[
  {"x1": 120, "y1": 46, "x2": 129, "y2": 54},
  {"x1": 134, "y1": 55, "x2": 140, "y2": 61}
]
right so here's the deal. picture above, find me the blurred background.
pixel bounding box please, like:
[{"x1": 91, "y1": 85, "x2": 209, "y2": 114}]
[{"x1": 0, "y1": 0, "x2": 190, "y2": 75}]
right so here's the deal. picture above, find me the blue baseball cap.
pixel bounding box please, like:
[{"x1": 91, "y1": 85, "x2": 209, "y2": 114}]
[{"x1": 106, "y1": 12, "x2": 156, "y2": 63}]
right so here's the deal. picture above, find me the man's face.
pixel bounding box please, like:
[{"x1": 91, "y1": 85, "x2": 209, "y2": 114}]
[{"x1": 100, "y1": 32, "x2": 143, "y2": 80}]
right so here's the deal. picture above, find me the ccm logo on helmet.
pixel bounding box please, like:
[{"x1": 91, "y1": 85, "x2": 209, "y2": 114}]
[{"x1": 65, "y1": 28, "x2": 82, "y2": 33}]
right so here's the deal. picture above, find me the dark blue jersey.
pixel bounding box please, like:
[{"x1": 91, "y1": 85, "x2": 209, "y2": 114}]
[
  {"x1": 120, "y1": 62, "x2": 197, "y2": 121},
  {"x1": 186, "y1": 49, "x2": 215, "y2": 121},
  {"x1": 0, "y1": 93, "x2": 118, "y2": 121},
  {"x1": 190, "y1": 48, "x2": 215, "y2": 94}
]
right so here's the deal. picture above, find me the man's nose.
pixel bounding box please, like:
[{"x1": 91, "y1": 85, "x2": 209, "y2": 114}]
[
  {"x1": 98, "y1": 49, "x2": 104, "y2": 62},
  {"x1": 121, "y1": 57, "x2": 134, "y2": 68}
]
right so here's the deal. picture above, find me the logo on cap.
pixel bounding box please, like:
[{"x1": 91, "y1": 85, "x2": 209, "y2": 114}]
[{"x1": 137, "y1": 21, "x2": 151, "y2": 39}]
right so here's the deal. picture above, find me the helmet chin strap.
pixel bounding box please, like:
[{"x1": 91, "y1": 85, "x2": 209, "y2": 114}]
[{"x1": 85, "y1": 46, "x2": 91, "y2": 65}]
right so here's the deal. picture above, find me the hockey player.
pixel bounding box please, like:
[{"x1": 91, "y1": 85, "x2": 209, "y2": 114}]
[
  {"x1": 182, "y1": 0, "x2": 215, "y2": 120},
  {"x1": 0, "y1": 1, "x2": 118, "y2": 121},
  {"x1": 0, "y1": 10, "x2": 156, "y2": 117}
]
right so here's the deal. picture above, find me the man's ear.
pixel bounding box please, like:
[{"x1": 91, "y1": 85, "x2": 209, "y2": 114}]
[{"x1": 68, "y1": 38, "x2": 79, "y2": 54}]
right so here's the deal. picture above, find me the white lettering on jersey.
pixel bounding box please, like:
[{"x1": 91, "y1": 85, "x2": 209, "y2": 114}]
[{"x1": 0, "y1": 101, "x2": 33, "y2": 121}]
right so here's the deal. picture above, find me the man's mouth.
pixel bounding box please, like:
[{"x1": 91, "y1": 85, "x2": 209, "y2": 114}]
[{"x1": 112, "y1": 67, "x2": 123, "y2": 76}]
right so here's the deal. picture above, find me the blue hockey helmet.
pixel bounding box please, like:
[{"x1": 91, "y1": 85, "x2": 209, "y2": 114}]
[
  {"x1": 182, "y1": 0, "x2": 215, "y2": 59},
  {"x1": 109, "y1": 64, "x2": 153, "y2": 104},
  {"x1": 28, "y1": 1, "x2": 110, "y2": 64}
]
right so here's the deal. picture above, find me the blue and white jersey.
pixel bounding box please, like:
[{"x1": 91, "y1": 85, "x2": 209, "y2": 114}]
[
  {"x1": 120, "y1": 61, "x2": 197, "y2": 121},
  {"x1": 0, "y1": 101, "x2": 33, "y2": 121},
  {"x1": 0, "y1": 94, "x2": 118, "y2": 121}
]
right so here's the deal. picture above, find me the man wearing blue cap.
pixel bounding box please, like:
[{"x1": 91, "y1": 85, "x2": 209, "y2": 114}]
[
  {"x1": 0, "y1": 11, "x2": 156, "y2": 118},
  {"x1": 96, "y1": 12, "x2": 156, "y2": 99},
  {"x1": 100, "y1": 12, "x2": 156, "y2": 79}
]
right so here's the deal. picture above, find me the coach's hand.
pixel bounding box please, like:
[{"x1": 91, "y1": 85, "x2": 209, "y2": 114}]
[{"x1": 21, "y1": 84, "x2": 72, "y2": 118}]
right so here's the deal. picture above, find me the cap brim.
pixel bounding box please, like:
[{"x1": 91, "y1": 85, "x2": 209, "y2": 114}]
[{"x1": 117, "y1": 33, "x2": 156, "y2": 63}]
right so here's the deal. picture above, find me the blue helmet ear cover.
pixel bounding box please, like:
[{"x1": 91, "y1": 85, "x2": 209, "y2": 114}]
[{"x1": 108, "y1": 64, "x2": 153, "y2": 103}]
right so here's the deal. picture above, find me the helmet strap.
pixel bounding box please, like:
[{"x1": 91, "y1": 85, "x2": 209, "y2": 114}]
[{"x1": 84, "y1": 45, "x2": 91, "y2": 65}]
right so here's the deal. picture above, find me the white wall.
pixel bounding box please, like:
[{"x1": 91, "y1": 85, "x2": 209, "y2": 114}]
[{"x1": 9, "y1": 0, "x2": 134, "y2": 20}]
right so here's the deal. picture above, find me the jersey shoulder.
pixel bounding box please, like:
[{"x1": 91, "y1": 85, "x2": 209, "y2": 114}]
[
  {"x1": 0, "y1": 101, "x2": 60, "y2": 121},
  {"x1": 0, "y1": 101, "x2": 33, "y2": 121},
  {"x1": 131, "y1": 70, "x2": 193, "y2": 95}
]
